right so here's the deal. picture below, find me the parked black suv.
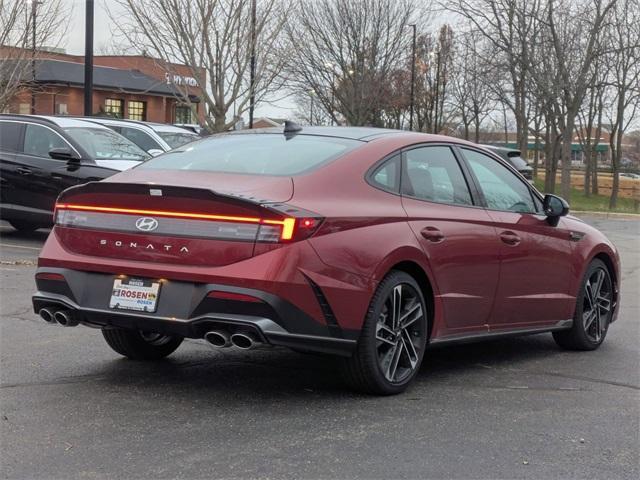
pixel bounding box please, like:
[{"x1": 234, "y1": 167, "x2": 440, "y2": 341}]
[
  {"x1": 0, "y1": 115, "x2": 149, "y2": 231},
  {"x1": 482, "y1": 145, "x2": 534, "y2": 183}
]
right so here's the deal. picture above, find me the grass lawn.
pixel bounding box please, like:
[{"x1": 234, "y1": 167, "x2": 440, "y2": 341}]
[{"x1": 533, "y1": 179, "x2": 639, "y2": 214}]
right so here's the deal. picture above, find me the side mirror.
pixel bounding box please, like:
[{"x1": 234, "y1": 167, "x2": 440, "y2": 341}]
[
  {"x1": 147, "y1": 149, "x2": 164, "y2": 157},
  {"x1": 543, "y1": 194, "x2": 569, "y2": 226},
  {"x1": 49, "y1": 147, "x2": 78, "y2": 162}
]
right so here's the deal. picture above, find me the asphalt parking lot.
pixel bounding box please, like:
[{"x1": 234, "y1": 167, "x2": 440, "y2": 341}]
[{"x1": 0, "y1": 214, "x2": 638, "y2": 480}]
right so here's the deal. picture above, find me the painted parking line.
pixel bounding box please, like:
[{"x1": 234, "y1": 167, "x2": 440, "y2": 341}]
[{"x1": 0, "y1": 243, "x2": 42, "y2": 251}]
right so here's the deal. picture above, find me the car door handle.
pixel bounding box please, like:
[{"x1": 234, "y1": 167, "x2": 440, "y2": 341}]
[
  {"x1": 421, "y1": 226, "x2": 445, "y2": 243},
  {"x1": 16, "y1": 167, "x2": 32, "y2": 176},
  {"x1": 500, "y1": 231, "x2": 521, "y2": 246}
]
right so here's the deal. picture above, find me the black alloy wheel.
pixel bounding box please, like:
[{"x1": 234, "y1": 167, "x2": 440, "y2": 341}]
[
  {"x1": 342, "y1": 271, "x2": 428, "y2": 395},
  {"x1": 553, "y1": 259, "x2": 613, "y2": 350}
]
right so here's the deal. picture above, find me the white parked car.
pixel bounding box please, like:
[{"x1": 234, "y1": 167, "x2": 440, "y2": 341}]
[{"x1": 74, "y1": 118, "x2": 200, "y2": 155}]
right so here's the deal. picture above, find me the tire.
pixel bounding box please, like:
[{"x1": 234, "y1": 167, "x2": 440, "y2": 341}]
[
  {"x1": 102, "y1": 328, "x2": 183, "y2": 360},
  {"x1": 553, "y1": 259, "x2": 613, "y2": 351},
  {"x1": 9, "y1": 220, "x2": 41, "y2": 232},
  {"x1": 341, "y1": 270, "x2": 428, "y2": 395}
]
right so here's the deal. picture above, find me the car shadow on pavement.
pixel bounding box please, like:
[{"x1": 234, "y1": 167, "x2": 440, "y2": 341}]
[
  {"x1": 85, "y1": 333, "x2": 567, "y2": 400},
  {"x1": 0, "y1": 227, "x2": 50, "y2": 241}
]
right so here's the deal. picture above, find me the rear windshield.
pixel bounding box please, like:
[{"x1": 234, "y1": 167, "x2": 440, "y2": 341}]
[
  {"x1": 64, "y1": 127, "x2": 150, "y2": 162},
  {"x1": 157, "y1": 131, "x2": 199, "y2": 149},
  {"x1": 507, "y1": 154, "x2": 529, "y2": 169},
  {"x1": 138, "y1": 134, "x2": 361, "y2": 175}
]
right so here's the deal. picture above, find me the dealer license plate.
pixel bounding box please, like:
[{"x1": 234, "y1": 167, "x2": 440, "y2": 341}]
[{"x1": 109, "y1": 278, "x2": 161, "y2": 312}]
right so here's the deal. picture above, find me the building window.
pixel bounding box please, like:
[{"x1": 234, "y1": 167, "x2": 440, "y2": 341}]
[
  {"x1": 105, "y1": 98, "x2": 123, "y2": 118},
  {"x1": 128, "y1": 101, "x2": 146, "y2": 121},
  {"x1": 19, "y1": 103, "x2": 30, "y2": 114},
  {"x1": 175, "y1": 104, "x2": 194, "y2": 124},
  {"x1": 57, "y1": 103, "x2": 68, "y2": 115}
]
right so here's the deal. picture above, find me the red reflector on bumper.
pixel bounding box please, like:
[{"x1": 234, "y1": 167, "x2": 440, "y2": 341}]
[
  {"x1": 35, "y1": 272, "x2": 65, "y2": 281},
  {"x1": 207, "y1": 291, "x2": 263, "y2": 303}
]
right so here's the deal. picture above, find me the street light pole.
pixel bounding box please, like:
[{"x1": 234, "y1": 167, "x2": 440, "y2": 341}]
[
  {"x1": 433, "y1": 50, "x2": 441, "y2": 134},
  {"x1": 30, "y1": 1, "x2": 40, "y2": 114},
  {"x1": 248, "y1": 0, "x2": 257, "y2": 128},
  {"x1": 84, "y1": 0, "x2": 94, "y2": 116},
  {"x1": 409, "y1": 24, "x2": 416, "y2": 131}
]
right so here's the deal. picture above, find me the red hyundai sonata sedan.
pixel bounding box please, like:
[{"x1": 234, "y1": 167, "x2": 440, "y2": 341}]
[{"x1": 32, "y1": 124, "x2": 620, "y2": 394}]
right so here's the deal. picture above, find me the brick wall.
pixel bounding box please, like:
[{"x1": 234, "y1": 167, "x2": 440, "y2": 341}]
[{"x1": 1, "y1": 47, "x2": 206, "y2": 124}]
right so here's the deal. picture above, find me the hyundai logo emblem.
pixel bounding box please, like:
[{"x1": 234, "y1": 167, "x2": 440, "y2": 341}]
[{"x1": 135, "y1": 217, "x2": 159, "y2": 232}]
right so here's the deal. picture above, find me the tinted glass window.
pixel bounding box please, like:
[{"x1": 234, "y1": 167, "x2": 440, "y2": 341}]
[
  {"x1": 463, "y1": 148, "x2": 535, "y2": 213},
  {"x1": 157, "y1": 131, "x2": 199, "y2": 149},
  {"x1": 506, "y1": 154, "x2": 529, "y2": 169},
  {"x1": 139, "y1": 134, "x2": 360, "y2": 175},
  {"x1": 0, "y1": 121, "x2": 21, "y2": 152},
  {"x1": 371, "y1": 155, "x2": 400, "y2": 192},
  {"x1": 120, "y1": 127, "x2": 161, "y2": 152},
  {"x1": 403, "y1": 146, "x2": 472, "y2": 206},
  {"x1": 23, "y1": 124, "x2": 68, "y2": 158},
  {"x1": 64, "y1": 127, "x2": 150, "y2": 161}
]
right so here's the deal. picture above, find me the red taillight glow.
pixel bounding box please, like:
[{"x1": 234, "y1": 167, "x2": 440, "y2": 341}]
[
  {"x1": 54, "y1": 203, "x2": 297, "y2": 241},
  {"x1": 207, "y1": 290, "x2": 263, "y2": 303}
]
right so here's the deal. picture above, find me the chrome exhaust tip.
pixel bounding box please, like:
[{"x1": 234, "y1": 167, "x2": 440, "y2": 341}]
[
  {"x1": 53, "y1": 310, "x2": 79, "y2": 327},
  {"x1": 39, "y1": 308, "x2": 56, "y2": 324},
  {"x1": 204, "y1": 330, "x2": 232, "y2": 348},
  {"x1": 230, "y1": 332, "x2": 257, "y2": 350}
]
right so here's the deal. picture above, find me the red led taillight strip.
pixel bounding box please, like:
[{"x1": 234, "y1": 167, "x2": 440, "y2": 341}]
[{"x1": 54, "y1": 203, "x2": 297, "y2": 240}]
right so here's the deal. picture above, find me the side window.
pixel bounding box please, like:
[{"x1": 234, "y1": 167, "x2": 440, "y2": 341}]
[
  {"x1": 23, "y1": 124, "x2": 68, "y2": 159},
  {"x1": 532, "y1": 194, "x2": 544, "y2": 213},
  {"x1": 120, "y1": 127, "x2": 160, "y2": 152},
  {"x1": 371, "y1": 155, "x2": 400, "y2": 192},
  {"x1": 0, "y1": 122, "x2": 22, "y2": 152},
  {"x1": 402, "y1": 146, "x2": 472, "y2": 206},
  {"x1": 462, "y1": 148, "x2": 536, "y2": 213}
]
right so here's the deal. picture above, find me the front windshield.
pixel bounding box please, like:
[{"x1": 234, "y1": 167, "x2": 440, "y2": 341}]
[
  {"x1": 157, "y1": 131, "x2": 199, "y2": 149},
  {"x1": 64, "y1": 127, "x2": 150, "y2": 161}
]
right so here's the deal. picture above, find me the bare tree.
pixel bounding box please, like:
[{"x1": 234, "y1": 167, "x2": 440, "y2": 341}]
[
  {"x1": 284, "y1": 0, "x2": 417, "y2": 126},
  {"x1": 111, "y1": 0, "x2": 287, "y2": 132},
  {"x1": 293, "y1": 91, "x2": 331, "y2": 126},
  {"x1": 447, "y1": 0, "x2": 543, "y2": 160},
  {"x1": 412, "y1": 24, "x2": 456, "y2": 133},
  {"x1": 450, "y1": 30, "x2": 495, "y2": 142},
  {"x1": 576, "y1": 64, "x2": 606, "y2": 197},
  {"x1": 0, "y1": 0, "x2": 67, "y2": 112},
  {"x1": 541, "y1": 0, "x2": 616, "y2": 199},
  {"x1": 603, "y1": 0, "x2": 640, "y2": 208}
]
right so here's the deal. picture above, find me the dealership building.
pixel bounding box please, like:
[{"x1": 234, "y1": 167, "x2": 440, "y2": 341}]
[{"x1": 1, "y1": 48, "x2": 205, "y2": 124}]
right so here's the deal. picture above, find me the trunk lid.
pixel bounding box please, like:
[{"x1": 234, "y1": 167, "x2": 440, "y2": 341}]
[
  {"x1": 54, "y1": 175, "x2": 294, "y2": 267},
  {"x1": 104, "y1": 169, "x2": 294, "y2": 203}
]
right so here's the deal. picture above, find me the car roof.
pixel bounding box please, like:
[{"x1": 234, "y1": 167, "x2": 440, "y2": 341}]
[
  {"x1": 481, "y1": 144, "x2": 521, "y2": 154},
  {"x1": 70, "y1": 116, "x2": 156, "y2": 130},
  {"x1": 227, "y1": 126, "x2": 406, "y2": 141},
  {"x1": 68, "y1": 117, "x2": 197, "y2": 135},
  {"x1": 0, "y1": 114, "x2": 111, "y2": 130},
  {"x1": 149, "y1": 123, "x2": 198, "y2": 134}
]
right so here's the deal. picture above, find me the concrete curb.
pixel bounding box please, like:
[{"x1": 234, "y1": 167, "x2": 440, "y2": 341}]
[{"x1": 572, "y1": 210, "x2": 640, "y2": 219}]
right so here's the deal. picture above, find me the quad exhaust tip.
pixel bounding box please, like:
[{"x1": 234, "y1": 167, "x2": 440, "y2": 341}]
[
  {"x1": 230, "y1": 332, "x2": 256, "y2": 350},
  {"x1": 204, "y1": 330, "x2": 232, "y2": 348},
  {"x1": 53, "y1": 310, "x2": 79, "y2": 327},
  {"x1": 39, "y1": 308, "x2": 56, "y2": 324}
]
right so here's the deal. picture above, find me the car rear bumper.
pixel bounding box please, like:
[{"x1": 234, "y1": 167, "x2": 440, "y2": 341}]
[{"x1": 32, "y1": 267, "x2": 358, "y2": 356}]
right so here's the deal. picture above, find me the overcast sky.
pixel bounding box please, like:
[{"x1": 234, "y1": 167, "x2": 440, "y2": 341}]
[{"x1": 62, "y1": 0, "x2": 295, "y2": 121}]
